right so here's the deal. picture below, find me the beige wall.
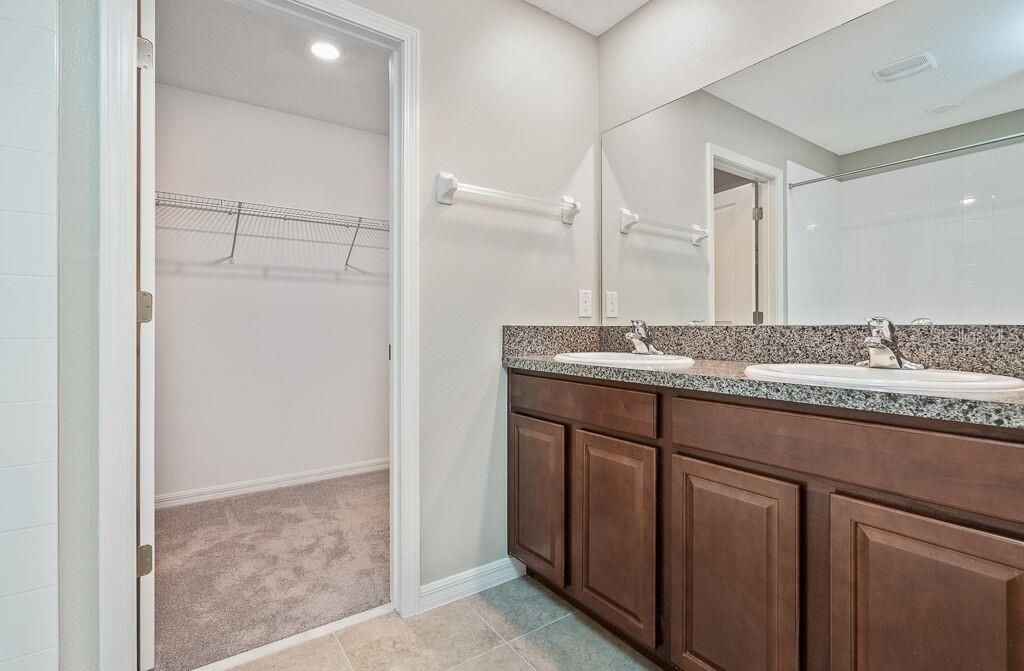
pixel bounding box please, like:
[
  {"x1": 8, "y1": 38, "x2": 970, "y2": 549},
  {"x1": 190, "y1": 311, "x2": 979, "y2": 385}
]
[
  {"x1": 597, "y1": 0, "x2": 893, "y2": 132},
  {"x1": 349, "y1": 0, "x2": 600, "y2": 585}
]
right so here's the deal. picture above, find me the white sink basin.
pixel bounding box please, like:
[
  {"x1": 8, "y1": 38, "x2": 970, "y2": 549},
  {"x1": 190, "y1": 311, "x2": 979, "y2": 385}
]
[
  {"x1": 555, "y1": 352, "x2": 695, "y2": 370},
  {"x1": 744, "y1": 363, "x2": 1024, "y2": 393}
]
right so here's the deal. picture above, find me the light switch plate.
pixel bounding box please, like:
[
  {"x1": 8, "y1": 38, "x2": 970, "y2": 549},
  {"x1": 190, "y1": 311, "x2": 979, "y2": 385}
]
[
  {"x1": 605, "y1": 291, "x2": 619, "y2": 318},
  {"x1": 578, "y1": 289, "x2": 593, "y2": 318}
]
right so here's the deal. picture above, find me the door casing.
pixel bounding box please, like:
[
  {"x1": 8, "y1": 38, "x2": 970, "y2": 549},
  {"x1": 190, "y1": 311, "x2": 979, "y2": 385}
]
[
  {"x1": 704, "y1": 143, "x2": 785, "y2": 325},
  {"x1": 97, "y1": 1, "x2": 422, "y2": 668}
]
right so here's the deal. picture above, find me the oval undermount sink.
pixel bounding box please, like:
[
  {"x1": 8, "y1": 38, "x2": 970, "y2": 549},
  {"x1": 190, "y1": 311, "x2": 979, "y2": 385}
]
[
  {"x1": 744, "y1": 363, "x2": 1024, "y2": 393},
  {"x1": 555, "y1": 352, "x2": 695, "y2": 370}
]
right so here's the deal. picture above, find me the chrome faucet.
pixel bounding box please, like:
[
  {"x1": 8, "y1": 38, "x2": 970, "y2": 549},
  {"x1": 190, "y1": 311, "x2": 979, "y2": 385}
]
[
  {"x1": 856, "y1": 316, "x2": 923, "y2": 370},
  {"x1": 625, "y1": 320, "x2": 663, "y2": 355}
]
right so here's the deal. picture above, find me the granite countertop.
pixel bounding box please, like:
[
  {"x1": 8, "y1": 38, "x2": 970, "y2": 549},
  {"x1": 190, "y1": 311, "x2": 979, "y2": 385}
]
[{"x1": 503, "y1": 353, "x2": 1024, "y2": 431}]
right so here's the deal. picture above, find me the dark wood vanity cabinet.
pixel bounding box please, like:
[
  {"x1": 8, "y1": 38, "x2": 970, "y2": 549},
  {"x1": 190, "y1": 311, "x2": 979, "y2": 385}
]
[
  {"x1": 508, "y1": 413, "x2": 566, "y2": 587},
  {"x1": 507, "y1": 371, "x2": 1024, "y2": 671},
  {"x1": 829, "y1": 495, "x2": 1024, "y2": 671},
  {"x1": 670, "y1": 456, "x2": 800, "y2": 671},
  {"x1": 573, "y1": 430, "x2": 658, "y2": 648}
]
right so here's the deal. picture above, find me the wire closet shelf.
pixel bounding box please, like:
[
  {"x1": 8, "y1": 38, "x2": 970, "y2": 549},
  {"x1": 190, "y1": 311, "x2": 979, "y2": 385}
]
[{"x1": 155, "y1": 191, "x2": 390, "y2": 275}]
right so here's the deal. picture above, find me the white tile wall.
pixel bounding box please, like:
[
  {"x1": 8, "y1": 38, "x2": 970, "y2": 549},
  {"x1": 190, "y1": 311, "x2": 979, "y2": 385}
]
[
  {"x1": 786, "y1": 161, "x2": 842, "y2": 323},
  {"x1": 0, "y1": 1, "x2": 58, "y2": 669},
  {"x1": 789, "y1": 141, "x2": 1024, "y2": 324}
]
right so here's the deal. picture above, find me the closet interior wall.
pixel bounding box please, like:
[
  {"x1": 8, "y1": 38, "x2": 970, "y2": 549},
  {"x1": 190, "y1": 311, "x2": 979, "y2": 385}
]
[{"x1": 154, "y1": 84, "x2": 390, "y2": 501}]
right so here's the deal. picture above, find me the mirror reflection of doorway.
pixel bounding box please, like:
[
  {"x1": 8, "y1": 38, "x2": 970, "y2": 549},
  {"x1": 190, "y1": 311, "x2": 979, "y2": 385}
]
[{"x1": 706, "y1": 148, "x2": 783, "y2": 326}]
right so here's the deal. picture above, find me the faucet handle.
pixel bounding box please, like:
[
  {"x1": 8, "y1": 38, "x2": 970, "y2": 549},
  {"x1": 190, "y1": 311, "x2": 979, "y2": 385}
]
[
  {"x1": 865, "y1": 316, "x2": 895, "y2": 340},
  {"x1": 629, "y1": 319, "x2": 649, "y2": 337}
]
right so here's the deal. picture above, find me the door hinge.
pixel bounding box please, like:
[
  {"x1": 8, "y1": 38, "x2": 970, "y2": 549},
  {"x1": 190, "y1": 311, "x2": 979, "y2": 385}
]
[
  {"x1": 752, "y1": 206, "x2": 764, "y2": 222},
  {"x1": 137, "y1": 291, "x2": 154, "y2": 324},
  {"x1": 137, "y1": 545, "x2": 153, "y2": 578},
  {"x1": 136, "y1": 37, "x2": 154, "y2": 70}
]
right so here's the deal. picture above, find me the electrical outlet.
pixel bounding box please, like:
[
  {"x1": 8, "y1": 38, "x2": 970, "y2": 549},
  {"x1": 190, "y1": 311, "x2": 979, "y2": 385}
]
[
  {"x1": 578, "y1": 290, "x2": 593, "y2": 318},
  {"x1": 605, "y1": 291, "x2": 619, "y2": 318}
]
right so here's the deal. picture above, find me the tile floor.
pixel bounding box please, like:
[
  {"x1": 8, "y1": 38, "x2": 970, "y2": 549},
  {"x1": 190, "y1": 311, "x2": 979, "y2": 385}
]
[{"x1": 236, "y1": 576, "x2": 658, "y2": 670}]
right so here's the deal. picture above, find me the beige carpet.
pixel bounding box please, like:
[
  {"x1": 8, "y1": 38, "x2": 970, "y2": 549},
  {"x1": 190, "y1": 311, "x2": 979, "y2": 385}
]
[{"x1": 155, "y1": 471, "x2": 389, "y2": 671}]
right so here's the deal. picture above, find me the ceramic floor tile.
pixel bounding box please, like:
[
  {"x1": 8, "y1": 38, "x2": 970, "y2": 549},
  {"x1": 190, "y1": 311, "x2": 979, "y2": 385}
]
[
  {"x1": 464, "y1": 577, "x2": 574, "y2": 640},
  {"x1": 234, "y1": 635, "x2": 350, "y2": 671},
  {"x1": 404, "y1": 599, "x2": 504, "y2": 668},
  {"x1": 509, "y1": 614, "x2": 658, "y2": 671},
  {"x1": 451, "y1": 644, "x2": 534, "y2": 671},
  {"x1": 336, "y1": 612, "x2": 444, "y2": 671}
]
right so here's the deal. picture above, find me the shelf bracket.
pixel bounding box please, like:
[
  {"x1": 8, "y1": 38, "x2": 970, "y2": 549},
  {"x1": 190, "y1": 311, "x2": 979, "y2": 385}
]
[
  {"x1": 227, "y1": 202, "x2": 242, "y2": 264},
  {"x1": 344, "y1": 217, "x2": 364, "y2": 271}
]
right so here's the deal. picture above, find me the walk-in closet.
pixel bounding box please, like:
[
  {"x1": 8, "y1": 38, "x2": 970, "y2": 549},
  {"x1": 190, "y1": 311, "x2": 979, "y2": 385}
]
[{"x1": 151, "y1": 1, "x2": 392, "y2": 668}]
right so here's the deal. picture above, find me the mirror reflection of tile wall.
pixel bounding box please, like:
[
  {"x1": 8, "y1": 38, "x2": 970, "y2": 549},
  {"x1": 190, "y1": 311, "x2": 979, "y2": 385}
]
[{"x1": 789, "y1": 142, "x2": 1024, "y2": 325}]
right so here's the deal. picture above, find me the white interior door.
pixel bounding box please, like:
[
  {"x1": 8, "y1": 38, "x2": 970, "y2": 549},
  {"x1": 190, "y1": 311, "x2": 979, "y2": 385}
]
[
  {"x1": 138, "y1": 0, "x2": 157, "y2": 667},
  {"x1": 713, "y1": 184, "x2": 756, "y2": 325}
]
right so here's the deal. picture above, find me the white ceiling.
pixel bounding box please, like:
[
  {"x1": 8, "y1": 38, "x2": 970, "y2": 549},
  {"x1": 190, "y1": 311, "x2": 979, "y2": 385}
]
[
  {"x1": 522, "y1": 0, "x2": 650, "y2": 36},
  {"x1": 155, "y1": 0, "x2": 390, "y2": 135},
  {"x1": 705, "y1": 0, "x2": 1024, "y2": 155}
]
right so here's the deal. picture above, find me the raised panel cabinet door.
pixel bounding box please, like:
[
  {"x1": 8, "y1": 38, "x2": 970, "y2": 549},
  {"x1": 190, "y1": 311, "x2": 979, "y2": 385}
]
[
  {"x1": 670, "y1": 456, "x2": 800, "y2": 671},
  {"x1": 573, "y1": 430, "x2": 658, "y2": 648},
  {"x1": 830, "y1": 495, "x2": 1024, "y2": 671},
  {"x1": 508, "y1": 413, "x2": 566, "y2": 586}
]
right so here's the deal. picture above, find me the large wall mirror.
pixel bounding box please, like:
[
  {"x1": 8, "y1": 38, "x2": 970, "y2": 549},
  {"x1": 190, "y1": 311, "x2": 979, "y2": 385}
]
[{"x1": 602, "y1": 0, "x2": 1024, "y2": 325}]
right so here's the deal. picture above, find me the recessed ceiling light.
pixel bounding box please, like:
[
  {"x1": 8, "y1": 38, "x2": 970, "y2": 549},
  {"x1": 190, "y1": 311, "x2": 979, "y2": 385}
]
[
  {"x1": 310, "y1": 41, "x2": 340, "y2": 61},
  {"x1": 927, "y1": 102, "x2": 961, "y2": 114},
  {"x1": 961, "y1": 197, "x2": 976, "y2": 205}
]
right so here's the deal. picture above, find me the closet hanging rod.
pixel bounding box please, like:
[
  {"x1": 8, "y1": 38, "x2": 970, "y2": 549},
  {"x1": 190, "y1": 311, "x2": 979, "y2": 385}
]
[
  {"x1": 788, "y1": 130, "x2": 1024, "y2": 189},
  {"x1": 435, "y1": 172, "x2": 582, "y2": 224},
  {"x1": 155, "y1": 192, "x2": 389, "y2": 231},
  {"x1": 619, "y1": 208, "x2": 708, "y2": 246}
]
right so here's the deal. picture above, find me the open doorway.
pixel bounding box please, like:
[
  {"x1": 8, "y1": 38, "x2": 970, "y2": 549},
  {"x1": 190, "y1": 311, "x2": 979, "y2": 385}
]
[
  {"x1": 705, "y1": 145, "x2": 784, "y2": 325},
  {"x1": 98, "y1": 0, "x2": 419, "y2": 667},
  {"x1": 134, "y1": 1, "x2": 411, "y2": 669}
]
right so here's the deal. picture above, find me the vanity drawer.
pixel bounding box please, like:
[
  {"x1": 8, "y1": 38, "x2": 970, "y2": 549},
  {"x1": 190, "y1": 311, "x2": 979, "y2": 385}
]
[
  {"x1": 510, "y1": 373, "x2": 658, "y2": 438},
  {"x1": 671, "y1": 398, "x2": 1024, "y2": 524}
]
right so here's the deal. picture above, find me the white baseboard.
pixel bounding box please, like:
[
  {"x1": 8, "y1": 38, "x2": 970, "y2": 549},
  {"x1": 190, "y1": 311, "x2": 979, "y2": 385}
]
[
  {"x1": 155, "y1": 458, "x2": 390, "y2": 509},
  {"x1": 191, "y1": 602, "x2": 395, "y2": 671},
  {"x1": 418, "y1": 557, "x2": 526, "y2": 613}
]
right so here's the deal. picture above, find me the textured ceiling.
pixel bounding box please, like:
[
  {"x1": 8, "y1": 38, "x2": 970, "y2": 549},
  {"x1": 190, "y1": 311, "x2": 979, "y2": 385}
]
[
  {"x1": 522, "y1": 0, "x2": 649, "y2": 36},
  {"x1": 705, "y1": 0, "x2": 1024, "y2": 154},
  {"x1": 155, "y1": 0, "x2": 390, "y2": 135}
]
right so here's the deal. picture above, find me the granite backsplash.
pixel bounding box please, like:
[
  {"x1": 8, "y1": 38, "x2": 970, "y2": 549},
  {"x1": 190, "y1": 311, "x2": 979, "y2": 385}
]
[{"x1": 503, "y1": 325, "x2": 1024, "y2": 379}]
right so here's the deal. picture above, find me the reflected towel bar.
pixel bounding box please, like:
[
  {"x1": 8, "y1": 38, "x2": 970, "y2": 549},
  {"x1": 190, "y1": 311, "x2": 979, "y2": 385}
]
[
  {"x1": 619, "y1": 208, "x2": 709, "y2": 246},
  {"x1": 436, "y1": 172, "x2": 582, "y2": 225}
]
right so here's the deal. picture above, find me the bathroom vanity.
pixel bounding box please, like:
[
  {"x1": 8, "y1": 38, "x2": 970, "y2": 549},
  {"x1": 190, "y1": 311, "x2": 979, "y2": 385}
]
[
  {"x1": 502, "y1": 0, "x2": 1024, "y2": 663},
  {"x1": 504, "y1": 352, "x2": 1024, "y2": 671}
]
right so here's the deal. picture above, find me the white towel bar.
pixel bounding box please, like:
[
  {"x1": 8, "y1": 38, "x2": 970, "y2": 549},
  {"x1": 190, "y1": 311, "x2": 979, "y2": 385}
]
[
  {"x1": 436, "y1": 172, "x2": 581, "y2": 225},
  {"x1": 619, "y1": 208, "x2": 708, "y2": 246}
]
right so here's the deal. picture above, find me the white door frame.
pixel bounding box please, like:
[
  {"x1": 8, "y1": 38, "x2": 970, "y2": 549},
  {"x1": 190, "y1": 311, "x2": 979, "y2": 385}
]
[
  {"x1": 704, "y1": 143, "x2": 785, "y2": 325},
  {"x1": 97, "y1": 1, "x2": 421, "y2": 668}
]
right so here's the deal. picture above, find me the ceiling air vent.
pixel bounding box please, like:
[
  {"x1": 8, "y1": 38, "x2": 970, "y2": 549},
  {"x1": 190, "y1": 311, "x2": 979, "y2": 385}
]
[{"x1": 872, "y1": 52, "x2": 937, "y2": 84}]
